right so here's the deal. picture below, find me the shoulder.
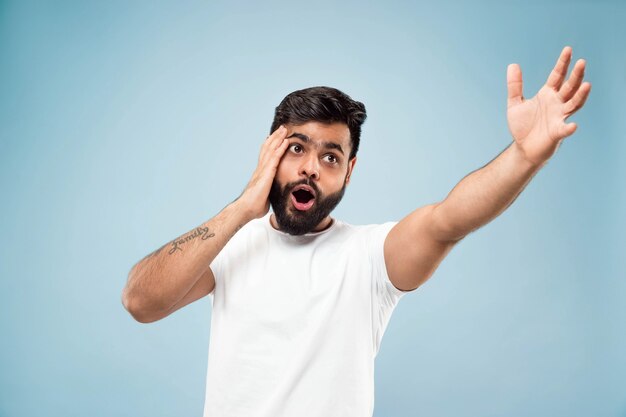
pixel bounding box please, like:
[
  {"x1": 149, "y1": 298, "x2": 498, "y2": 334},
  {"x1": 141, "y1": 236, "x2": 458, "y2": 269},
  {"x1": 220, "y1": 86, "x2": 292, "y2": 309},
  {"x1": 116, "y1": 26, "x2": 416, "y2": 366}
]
[
  {"x1": 333, "y1": 219, "x2": 398, "y2": 249},
  {"x1": 340, "y1": 219, "x2": 397, "y2": 237}
]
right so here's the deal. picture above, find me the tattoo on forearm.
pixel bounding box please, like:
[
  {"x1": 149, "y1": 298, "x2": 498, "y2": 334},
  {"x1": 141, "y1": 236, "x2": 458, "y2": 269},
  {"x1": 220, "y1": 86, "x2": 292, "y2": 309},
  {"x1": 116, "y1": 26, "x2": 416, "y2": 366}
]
[{"x1": 168, "y1": 226, "x2": 215, "y2": 254}]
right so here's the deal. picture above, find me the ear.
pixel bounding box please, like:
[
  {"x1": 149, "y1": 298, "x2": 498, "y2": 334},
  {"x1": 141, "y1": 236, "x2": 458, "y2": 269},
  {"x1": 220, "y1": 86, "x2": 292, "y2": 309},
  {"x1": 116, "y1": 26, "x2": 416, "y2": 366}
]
[{"x1": 345, "y1": 157, "x2": 357, "y2": 185}]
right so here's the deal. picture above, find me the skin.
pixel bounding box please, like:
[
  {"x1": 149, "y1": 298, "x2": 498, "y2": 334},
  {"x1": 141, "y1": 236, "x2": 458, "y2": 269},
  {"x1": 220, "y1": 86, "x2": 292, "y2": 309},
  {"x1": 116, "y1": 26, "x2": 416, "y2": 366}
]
[
  {"x1": 122, "y1": 46, "x2": 591, "y2": 321},
  {"x1": 384, "y1": 46, "x2": 591, "y2": 291},
  {"x1": 269, "y1": 122, "x2": 356, "y2": 233}
]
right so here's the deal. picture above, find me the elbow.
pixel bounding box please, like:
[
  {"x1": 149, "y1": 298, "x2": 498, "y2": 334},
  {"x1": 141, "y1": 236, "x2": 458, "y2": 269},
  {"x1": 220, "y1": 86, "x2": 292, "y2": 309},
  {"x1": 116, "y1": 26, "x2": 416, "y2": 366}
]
[
  {"x1": 431, "y1": 202, "x2": 466, "y2": 243},
  {"x1": 121, "y1": 287, "x2": 161, "y2": 324}
]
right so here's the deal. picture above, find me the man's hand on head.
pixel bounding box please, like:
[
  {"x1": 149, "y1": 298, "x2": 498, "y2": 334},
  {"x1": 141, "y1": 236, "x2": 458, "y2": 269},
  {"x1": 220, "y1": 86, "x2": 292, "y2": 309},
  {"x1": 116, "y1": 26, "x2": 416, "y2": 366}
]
[{"x1": 237, "y1": 125, "x2": 290, "y2": 221}]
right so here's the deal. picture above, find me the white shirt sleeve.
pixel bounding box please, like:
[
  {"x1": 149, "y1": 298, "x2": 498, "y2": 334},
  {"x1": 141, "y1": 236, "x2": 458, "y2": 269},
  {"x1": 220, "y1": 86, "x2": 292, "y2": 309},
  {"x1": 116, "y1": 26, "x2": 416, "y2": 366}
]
[{"x1": 367, "y1": 221, "x2": 409, "y2": 356}]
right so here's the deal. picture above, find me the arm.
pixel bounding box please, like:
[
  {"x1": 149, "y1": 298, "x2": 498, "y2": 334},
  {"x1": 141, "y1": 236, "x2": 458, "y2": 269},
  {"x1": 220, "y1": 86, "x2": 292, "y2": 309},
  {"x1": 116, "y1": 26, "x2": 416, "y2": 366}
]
[
  {"x1": 385, "y1": 46, "x2": 591, "y2": 292},
  {"x1": 431, "y1": 140, "x2": 541, "y2": 242},
  {"x1": 121, "y1": 125, "x2": 290, "y2": 323},
  {"x1": 384, "y1": 143, "x2": 540, "y2": 292},
  {"x1": 122, "y1": 202, "x2": 247, "y2": 323}
]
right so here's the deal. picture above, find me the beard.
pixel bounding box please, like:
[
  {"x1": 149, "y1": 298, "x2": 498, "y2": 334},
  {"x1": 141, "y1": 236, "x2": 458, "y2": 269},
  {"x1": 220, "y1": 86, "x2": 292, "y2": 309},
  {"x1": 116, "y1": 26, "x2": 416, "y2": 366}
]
[{"x1": 268, "y1": 178, "x2": 346, "y2": 236}]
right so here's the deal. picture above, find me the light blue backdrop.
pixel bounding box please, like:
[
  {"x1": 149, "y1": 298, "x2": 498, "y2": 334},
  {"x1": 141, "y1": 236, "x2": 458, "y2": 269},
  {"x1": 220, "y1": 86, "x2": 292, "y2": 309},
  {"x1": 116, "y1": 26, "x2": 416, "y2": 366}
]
[{"x1": 1, "y1": 1, "x2": 624, "y2": 416}]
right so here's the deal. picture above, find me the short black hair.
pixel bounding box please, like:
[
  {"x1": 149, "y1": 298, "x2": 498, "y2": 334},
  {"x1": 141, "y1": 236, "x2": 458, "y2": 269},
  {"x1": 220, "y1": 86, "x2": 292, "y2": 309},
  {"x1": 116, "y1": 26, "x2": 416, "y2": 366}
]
[{"x1": 270, "y1": 86, "x2": 367, "y2": 160}]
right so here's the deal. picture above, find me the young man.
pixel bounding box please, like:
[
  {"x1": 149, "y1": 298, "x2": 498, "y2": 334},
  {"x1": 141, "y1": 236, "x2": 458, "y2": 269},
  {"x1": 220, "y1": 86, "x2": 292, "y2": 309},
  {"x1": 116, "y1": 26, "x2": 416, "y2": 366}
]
[{"x1": 122, "y1": 46, "x2": 591, "y2": 417}]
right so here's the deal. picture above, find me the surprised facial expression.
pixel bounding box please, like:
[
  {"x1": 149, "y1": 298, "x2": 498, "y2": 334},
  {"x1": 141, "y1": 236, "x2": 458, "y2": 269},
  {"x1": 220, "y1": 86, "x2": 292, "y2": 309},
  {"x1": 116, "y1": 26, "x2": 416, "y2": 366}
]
[{"x1": 268, "y1": 121, "x2": 356, "y2": 235}]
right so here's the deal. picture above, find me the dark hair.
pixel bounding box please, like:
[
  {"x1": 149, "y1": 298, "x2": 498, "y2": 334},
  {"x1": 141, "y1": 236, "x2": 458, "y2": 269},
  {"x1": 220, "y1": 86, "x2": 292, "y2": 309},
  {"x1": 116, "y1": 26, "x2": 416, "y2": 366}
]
[{"x1": 270, "y1": 86, "x2": 367, "y2": 160}]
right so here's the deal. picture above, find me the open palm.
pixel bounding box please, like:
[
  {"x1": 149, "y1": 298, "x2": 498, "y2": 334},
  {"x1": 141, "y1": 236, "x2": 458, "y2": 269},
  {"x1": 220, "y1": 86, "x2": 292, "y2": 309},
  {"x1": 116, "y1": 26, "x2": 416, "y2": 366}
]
[{"x1": 507, "y1": 46, "x2": 591, "y2": 165}]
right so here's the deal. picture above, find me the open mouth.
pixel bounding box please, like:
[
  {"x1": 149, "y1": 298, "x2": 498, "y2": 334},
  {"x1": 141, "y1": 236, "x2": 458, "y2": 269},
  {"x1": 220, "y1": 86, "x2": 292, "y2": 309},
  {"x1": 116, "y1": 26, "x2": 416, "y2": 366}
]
[{"x1": 290, "y1": 185, "x2": 316, "y2": 211}]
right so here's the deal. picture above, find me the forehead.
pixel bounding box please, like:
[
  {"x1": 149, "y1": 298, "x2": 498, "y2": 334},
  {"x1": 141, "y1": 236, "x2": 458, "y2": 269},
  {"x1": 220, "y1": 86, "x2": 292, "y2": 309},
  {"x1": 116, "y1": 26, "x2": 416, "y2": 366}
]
[{"x1": 285, "y1": 121, "x2": 351, "y2": 150}]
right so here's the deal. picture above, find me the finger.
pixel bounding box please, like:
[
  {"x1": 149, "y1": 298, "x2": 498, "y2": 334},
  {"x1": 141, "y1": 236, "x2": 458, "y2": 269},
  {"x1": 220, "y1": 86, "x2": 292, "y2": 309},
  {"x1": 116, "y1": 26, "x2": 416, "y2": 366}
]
[
  {"x1": 559, "y1": 58, "x2": 586, "y2": 102},
  {"x1": 258, "y1": 125, "x2": 282, "y2": 164},
  {"x1": 507, "y1": 63, "x2": 524, "y2": 108},
  {"x1": 260, "y1": 139, "x2": 289, "y2": 180},
  {"x1": 559, "y1": 122, "x2": 577, "y2": 139},
  {"x1": 274, "y1": 138, "x2": 289, "y2": 158},
  {"x1": 261, "y1": 133, "x2": 289, "y2": 166},
  {"x1": 260, "y1": 125, "x2": 287, "y2": 158},
  {"x1": 264, "y1": 125, "x2": 286, "y2": 144},
  {"x1": 268, "y1": 126, "x2": 289, "y2": 156},
  {"x1": 564, "y1": 81, "x2": 592, "y2": 116},
  {"x1": 546, "y1": 46, "x2": 573, "y2": 90}
]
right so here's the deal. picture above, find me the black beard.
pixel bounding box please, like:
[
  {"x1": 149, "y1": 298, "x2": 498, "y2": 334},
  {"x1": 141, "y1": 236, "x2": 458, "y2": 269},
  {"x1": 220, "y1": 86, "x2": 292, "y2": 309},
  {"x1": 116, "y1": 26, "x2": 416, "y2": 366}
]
[{"x1": 268, "y1": 178, "x2": 346, "y2": 236}]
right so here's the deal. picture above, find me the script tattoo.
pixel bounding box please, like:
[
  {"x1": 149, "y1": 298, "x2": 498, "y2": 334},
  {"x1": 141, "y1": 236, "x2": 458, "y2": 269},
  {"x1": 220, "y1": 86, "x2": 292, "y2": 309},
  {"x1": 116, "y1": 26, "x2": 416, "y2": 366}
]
[{"x1": 168, "y1": 226, "x2": 215, "y2": 254}]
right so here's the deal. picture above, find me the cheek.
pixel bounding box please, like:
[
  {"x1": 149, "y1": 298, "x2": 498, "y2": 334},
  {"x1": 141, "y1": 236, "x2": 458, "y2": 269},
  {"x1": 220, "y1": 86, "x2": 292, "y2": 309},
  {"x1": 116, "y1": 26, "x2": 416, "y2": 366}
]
[{"x1": 323, "y1": 172, "x2": 347, "y2": 192}]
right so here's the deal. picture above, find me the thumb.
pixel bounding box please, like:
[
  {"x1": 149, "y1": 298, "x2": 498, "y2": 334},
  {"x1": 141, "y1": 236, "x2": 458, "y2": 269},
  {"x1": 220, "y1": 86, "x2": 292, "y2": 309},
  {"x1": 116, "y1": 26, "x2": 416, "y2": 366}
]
[{"x1": 560, "y1": 122, "x2": 577, "y2": 139}]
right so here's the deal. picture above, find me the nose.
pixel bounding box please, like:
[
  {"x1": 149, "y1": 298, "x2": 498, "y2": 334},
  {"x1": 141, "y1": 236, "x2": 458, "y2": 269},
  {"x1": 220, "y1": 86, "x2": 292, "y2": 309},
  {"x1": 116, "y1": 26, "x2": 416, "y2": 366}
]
[{"x1": 299, "y1": 154, "x2": 320, "y2": 180}]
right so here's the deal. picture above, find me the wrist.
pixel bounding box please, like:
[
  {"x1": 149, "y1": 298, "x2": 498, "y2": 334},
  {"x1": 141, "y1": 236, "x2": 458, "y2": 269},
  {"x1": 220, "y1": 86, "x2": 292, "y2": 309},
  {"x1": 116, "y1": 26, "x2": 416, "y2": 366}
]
[
  {"x1": 511, "y1": 140, "x2": 548, "y2": 171},
  {"x1": 229, "y1": 195, "x2": 261, "y2": 224}
]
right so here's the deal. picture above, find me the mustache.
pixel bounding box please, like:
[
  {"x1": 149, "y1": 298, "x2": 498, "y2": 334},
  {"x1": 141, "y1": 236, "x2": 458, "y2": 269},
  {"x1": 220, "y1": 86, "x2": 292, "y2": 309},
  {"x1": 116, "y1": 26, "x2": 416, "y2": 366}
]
[{"x1": 284, "y1": 178, "x2": 320, "y2": 195}]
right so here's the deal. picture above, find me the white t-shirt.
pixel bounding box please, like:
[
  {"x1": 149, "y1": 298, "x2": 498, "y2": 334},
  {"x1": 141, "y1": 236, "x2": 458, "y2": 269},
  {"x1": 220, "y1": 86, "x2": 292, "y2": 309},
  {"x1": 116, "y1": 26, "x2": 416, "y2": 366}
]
[{"x1": 203, "y1": 212, "x2": 410, "y2": 417}]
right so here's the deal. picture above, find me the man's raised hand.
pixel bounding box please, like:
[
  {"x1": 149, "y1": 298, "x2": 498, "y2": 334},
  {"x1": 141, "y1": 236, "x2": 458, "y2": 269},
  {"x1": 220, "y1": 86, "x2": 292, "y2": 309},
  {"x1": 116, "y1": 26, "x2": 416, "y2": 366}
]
[
  {"x1": 237, "y1": 125, "x2": 290, "y2": 220},
  {"x1": 506, "y1": 46, "x2": 592, "y2": 166}
]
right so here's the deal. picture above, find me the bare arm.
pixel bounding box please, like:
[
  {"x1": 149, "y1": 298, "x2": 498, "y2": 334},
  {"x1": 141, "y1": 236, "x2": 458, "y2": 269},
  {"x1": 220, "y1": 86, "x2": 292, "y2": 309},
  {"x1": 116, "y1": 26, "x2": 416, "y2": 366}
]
[
  {"x1": 121, "y1": 125, "x2": 290, "y2": 323},
  {"x1": 384, "y1": 46, "x2": 591, "y2": 292},
  {"x1": 435, "y1": 46, "x2": 591, "y2": 241},
  {"x1": 385, "y1": 143, "x2": 542, "y2": 292},
  {"x1": 432, "y1": 141, "x2": 541, "y2": 241},
  {"x1": 121, "y1": 201, "x2": 248, "y2": 323}
]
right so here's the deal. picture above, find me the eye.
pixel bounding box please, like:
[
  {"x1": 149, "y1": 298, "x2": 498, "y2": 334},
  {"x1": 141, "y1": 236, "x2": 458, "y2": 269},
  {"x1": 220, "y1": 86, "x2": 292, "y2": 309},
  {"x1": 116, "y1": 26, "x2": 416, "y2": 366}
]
[
  {"x1": 323, "y1": 154, "x2": 339, "y2": 164},
  {"x1": 289, "y1": 144, "x2": 303, "y2": 154}
]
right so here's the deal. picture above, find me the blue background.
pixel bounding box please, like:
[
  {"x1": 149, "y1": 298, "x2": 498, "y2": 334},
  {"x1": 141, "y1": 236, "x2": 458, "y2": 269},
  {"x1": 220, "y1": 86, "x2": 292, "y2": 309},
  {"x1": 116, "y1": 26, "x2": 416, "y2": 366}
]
[{"x1": 1, "y1": 1, "x2": 624, "y2": 416}]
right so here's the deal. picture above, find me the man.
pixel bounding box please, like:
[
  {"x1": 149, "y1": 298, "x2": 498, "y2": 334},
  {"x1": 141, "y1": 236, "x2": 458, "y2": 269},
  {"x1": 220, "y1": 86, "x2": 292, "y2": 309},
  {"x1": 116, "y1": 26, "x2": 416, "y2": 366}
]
[{"x1": 121, "y1": 46, "x2": 591, "y2": 416}]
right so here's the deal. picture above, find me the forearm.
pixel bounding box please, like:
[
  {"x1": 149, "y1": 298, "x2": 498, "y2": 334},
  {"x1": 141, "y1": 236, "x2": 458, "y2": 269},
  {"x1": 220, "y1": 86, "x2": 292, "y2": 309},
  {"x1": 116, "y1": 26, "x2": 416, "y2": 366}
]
[
  {"x1": 434, "y1": 141, "x2": 544, "y2": 241},
  {"x1": 121, "y1": 125, "x2": 289, "y2": 321},
  {"x1": 122, "y1": 198, "x2": 252, "y2": 318}
]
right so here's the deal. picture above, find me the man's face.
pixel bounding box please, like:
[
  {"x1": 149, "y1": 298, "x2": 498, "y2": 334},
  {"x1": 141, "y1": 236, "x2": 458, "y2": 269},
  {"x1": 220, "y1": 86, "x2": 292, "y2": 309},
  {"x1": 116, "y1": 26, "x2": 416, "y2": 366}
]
[{"x1": 269, "y1": 121, "x2": 356, "y2": 235}]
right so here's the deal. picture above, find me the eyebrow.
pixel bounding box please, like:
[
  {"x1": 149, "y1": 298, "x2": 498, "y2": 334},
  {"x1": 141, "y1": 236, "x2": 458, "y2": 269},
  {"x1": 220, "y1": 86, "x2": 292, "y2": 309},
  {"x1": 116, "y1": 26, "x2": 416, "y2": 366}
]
[{"x1": 286, "y1": 132, "x2": 345, "y2": 156}]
